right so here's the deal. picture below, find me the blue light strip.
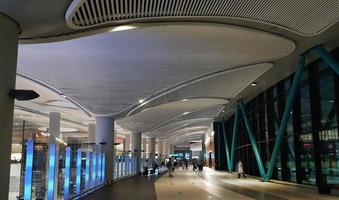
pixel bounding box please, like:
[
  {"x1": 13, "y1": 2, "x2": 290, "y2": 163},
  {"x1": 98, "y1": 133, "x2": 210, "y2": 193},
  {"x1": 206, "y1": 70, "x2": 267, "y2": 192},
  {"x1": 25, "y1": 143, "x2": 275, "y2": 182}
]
[
  {"x1": 85, "y1": 152, "x2": 90, "y2": 190},
  {"x1": 48, "y1": 143, "x2": 56, "y2": 200},
  {"x1": 97, "y1": 152, "x2": 101, "y2": 185},
  {"x1": 102, "y1": 153, "x2": 105, "y2": 183},
  {"x1": 76, "y1": 149, "x2": 81, "y2": 194},
  {"x1": 64, "y1": 147, "x2": 71, "y2": 200},
  {"x1": 91, "y1": 152, "x2": 96, "y2": 187},
  {"x1": 24, "y1": 139, "x2": 34, "y2": 200}
]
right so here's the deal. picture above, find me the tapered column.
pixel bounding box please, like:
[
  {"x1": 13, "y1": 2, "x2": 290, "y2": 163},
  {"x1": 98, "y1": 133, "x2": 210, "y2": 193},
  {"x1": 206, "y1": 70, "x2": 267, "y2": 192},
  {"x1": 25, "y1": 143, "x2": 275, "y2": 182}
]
[
  {"x1": 163, "y1": 142, "x2": 168, "y2": 158},
  {"x1": 148, "y1": 138, "x2": 156, "y2": 164},
  {"x1": 124, "y1": 134, "x2": 130, "y2": 155},
  {"x1": 157, "y1": 141, "x2": 164, "y2": 162},
  {"x1": 0, "y1": 14, "x2": 18, "y2": 199},
  {"x1": 48, "y1": 112, "x2": 60, "y2": 200},
  {"x1": 88, "y1": 123, "x2": 96, "y2": 143},
  {"x1": 142, "y1": 137, "x2": 147, "y2": 159},
  {"x1": 131, "y1": 133, "x2": 142, "y2": 173},
  {"x1": 167, "y1": 144, "x2": 172, "y2": 155},
  {"x1": 95, "y1": 116, "x2": 114, "y2": 183}
]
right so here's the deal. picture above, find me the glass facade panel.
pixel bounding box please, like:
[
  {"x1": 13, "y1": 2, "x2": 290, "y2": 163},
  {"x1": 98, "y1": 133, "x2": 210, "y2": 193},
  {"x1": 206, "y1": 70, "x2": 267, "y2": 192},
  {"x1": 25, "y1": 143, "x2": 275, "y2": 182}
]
[{"x1": 215, "y1": 48, "x2": 339, "y2": 186}]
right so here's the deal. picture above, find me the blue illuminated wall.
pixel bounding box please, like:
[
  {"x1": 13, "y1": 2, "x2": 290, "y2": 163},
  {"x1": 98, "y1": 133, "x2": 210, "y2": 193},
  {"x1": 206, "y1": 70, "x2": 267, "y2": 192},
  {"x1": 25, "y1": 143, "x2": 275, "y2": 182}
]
[
  {"x1": 64, "y1": 147, "x2": 71, "y2": 199},
  {"x1": 85, "y1": 151, "x2": 90, "y2": 190},
  {"x1": 91, "y1": 152, "x2": 96, "y2": 187},
  {"x1": 48, "y1": 144, "x2": 56, "y2": 200},
  {"x1": 24, "y1": 139, "x2": 33, "y2": 200},
  {"x1": 76, "y1": 149, "x2": 81, "y2": 194}
]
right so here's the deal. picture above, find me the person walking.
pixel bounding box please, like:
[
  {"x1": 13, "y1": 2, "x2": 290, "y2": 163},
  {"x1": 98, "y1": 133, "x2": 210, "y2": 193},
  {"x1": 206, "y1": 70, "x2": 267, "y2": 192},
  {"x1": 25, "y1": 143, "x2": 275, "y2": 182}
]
[
  {"x1": 166, "y1": 158, "x2": 173, "y2": 177},
  {"x1": 237, "y1": 160, "x2": 246, "y2": 178}
]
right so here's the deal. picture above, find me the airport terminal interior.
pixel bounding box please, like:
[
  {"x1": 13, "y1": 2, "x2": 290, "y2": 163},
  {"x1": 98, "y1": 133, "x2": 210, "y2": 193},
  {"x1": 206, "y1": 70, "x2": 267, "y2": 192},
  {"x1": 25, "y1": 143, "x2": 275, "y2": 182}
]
[{"x1": 1, "y1": 0, "x2": 339, "y2": 199}]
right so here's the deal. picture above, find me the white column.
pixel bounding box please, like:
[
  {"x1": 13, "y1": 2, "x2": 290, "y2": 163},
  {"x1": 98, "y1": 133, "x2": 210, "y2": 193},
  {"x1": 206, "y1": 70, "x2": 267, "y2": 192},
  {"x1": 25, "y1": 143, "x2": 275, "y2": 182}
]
[
  {"x1": 0, "y1": 15, "x2": 18, "y2": 198},
  {"x1": 142, "y1": 137, "x2": 147, "y2": 159},
  {"x1": 163, "y1": 142, "x2": 168, "y2": 158},
  {"x1": 124, "y1": 134, "x2": 130, "y2": 154},
  {"x1": 48, "y1": 112, "x2": 60, "y2": 199},
  {"x1": 148, "y1": 138, "x2": 156, "y2": 164},
  {"x1": 95, "y1": 116, "x2": 114, "y2": 183},
  {"x1": 48, "y1": 112, "x2": 60, "y2": 143},
  {"x1": 167, "y1": 144, "x2": 172, "y2": 155},
  {"x1": 131, "y1": 132, "x2": 142, "y2": 173},
  {"x1": 157, "y1": 141, "x2": 163, "y2": 162},
  {"x1": 88, "y1": 123, "x2": 96, "y2": 143}
]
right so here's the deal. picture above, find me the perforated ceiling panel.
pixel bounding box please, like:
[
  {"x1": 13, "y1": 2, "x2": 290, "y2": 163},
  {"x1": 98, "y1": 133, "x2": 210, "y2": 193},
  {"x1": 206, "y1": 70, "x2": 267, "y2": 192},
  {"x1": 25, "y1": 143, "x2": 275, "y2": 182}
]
[{"x1": 66, "y1": 0, "x2": 339, "y2": 35}]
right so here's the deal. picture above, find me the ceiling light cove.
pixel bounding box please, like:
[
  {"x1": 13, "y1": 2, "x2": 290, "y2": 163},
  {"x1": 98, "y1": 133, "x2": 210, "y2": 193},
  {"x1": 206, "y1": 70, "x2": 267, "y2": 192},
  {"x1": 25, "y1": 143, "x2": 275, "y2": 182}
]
[{"x1": 110, "y1": 25, "x2": 137, "y2": 32}]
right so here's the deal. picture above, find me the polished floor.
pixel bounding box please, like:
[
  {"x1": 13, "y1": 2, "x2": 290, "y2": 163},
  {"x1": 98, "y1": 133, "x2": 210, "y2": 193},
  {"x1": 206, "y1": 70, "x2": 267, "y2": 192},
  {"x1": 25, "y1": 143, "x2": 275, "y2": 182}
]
[
  {"x1": 81, "y1": 175, "x2": 159, "y2": 200},
  {"x1": 82, "y1": 167, "x2": 339, "y2": 200},
  {"x1": 155, "y1": 167, "x2": 339, "y2": 200}
]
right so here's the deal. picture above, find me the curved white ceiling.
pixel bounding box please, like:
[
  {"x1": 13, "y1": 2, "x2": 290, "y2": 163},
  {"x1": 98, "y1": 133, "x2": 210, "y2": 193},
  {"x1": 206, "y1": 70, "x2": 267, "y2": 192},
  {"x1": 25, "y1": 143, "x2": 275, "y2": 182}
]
[
  {"x1": 65, "y1": 0, "x2": 339, "y2": 36},
  {"x1": 17, "y1": 23, "x2": 294, "y2": 116},
  {"x1": 118, "y1": 98, "x2": 227, "y2": 132}
]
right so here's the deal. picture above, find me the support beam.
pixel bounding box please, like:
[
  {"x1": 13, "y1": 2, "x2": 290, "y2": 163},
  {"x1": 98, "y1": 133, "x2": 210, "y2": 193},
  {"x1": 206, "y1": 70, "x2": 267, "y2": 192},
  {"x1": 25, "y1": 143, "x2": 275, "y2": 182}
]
[
  {"x1": 265, "y1": 55, "x2": 306, "y2": 181},
  {"x1": 238, "y1": 100, "x2": 266, "y2": 178},
  {"x1": 48, "y1": 112, "x2": 60, "y2": 199},
  {"x1": 131, "y1": 133, "x2": 142, "y2": 173},
  {"x1": 221, "y1": 120, "x2": 231, "y2": 172},
  {"x1": 95, "y1": 116, "x2": 114, "y2": 183},
  {"x1": 230, "y1": 106, "x2": 239, "y2": 173},
  {"x1": 312, "y1": 45, "x2": 339, "y2": 75},
  {"x1": 148, "y1": 138, "x2": 156, "y2": 164},
  {"x1": 0, "y1": 15, "x2": 18, "y2": 199}
]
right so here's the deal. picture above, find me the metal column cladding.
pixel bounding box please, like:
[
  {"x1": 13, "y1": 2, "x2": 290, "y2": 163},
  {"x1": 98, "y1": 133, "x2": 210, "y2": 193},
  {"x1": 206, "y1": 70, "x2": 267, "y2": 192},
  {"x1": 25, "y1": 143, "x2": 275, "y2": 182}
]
[
  {"x1": 91, "y1": 152, "x2": 97, "y2": 187},
  {"x1": 64, "y1": 147, "x2": 71, "y2": 200},
  {"x1": 24, "y1": 139, "x2": 34, "y2": 200},
  {"x1": 47, "y1": 143, "x2": 56, "y2": 200},
  {"x1": 85, "y1": 151, "x2": 91, "y2": 190},
  {"x1": 76, "y1": 149, "x2": 81, "y2": 194}
]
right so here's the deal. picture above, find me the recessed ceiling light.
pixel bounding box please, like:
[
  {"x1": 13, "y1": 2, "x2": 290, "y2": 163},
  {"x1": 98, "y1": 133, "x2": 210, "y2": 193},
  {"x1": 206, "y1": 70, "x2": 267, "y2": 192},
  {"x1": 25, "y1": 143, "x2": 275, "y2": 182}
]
[
  {"x1": 110, "y1": 25, "x2": 136, "y2": 32},
  {"x1": 251, "y1": 82, "x2": 258, "y2": 86},
  {"x1": 222, "y1": 110, "x2": 225, "y2": 112},
  {"x1": 60, "y1": 93, "x2": 67, "y2": 98},
  {"x1": 183, "y1": 112, "x2": 190, "y2": 115},
  {"x1": 138, "y1": 99, "x2": 145, "y2": 104}
]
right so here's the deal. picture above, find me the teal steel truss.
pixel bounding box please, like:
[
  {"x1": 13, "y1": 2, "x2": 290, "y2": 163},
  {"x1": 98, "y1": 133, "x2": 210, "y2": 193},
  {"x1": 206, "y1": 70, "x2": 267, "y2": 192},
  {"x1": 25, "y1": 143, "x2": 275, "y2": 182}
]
[{"x1": 225, "y1": 45, "x2": 339, "y2": 181}]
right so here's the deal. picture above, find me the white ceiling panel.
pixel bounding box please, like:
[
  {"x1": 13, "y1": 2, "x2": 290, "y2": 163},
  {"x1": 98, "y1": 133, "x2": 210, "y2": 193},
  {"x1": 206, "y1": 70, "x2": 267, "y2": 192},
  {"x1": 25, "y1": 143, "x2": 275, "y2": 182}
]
[{"x1": 17, "y1": 23, "x2": 294, "y2": 116}]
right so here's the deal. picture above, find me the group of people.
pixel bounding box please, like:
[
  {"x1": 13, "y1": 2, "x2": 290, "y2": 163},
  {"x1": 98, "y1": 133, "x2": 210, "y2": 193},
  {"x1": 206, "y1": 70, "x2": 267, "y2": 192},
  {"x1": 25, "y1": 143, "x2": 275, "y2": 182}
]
[
  {"x1": 192, "y1": 159, "x2": 204, "y2": 172},
  {"x1": 164, "y1": 158, "x2": 246, "y2": 179}
]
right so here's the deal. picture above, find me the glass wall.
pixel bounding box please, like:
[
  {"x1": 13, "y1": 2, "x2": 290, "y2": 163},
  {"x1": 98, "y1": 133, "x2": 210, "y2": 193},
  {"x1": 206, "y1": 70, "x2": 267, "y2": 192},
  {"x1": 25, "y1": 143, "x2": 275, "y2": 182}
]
[{"x1": 214, "y1": 48, "x2": 339, "y2": 186}]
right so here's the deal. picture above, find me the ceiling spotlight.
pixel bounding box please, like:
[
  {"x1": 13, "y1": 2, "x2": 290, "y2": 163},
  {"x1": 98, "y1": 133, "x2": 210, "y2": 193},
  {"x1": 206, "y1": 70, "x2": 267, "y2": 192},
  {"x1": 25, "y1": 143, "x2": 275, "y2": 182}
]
[
  {"x1": 110, "y1": 25, "x2": 136, "y2": 32},
  {"x1": 138, "y1": 99, "x2": 145, "y2": 104},
  {"x1": 60, "y1": 93, "x2": 67, "y2": 98},
  {"x1": 251, "y1": 82, "x2": 258, "y2": 86},
  {"x1": 222, "y1": 110, "x2": 225, "y2": 113},
  {"x1": 183, "y1": 112, "x2": 190, "y2": 115}
]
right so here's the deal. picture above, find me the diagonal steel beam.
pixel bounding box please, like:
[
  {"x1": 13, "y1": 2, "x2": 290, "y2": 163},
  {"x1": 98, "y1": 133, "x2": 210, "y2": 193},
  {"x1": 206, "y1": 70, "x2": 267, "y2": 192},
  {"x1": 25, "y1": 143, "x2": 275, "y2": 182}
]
[
  {"x1": 264, "y1": 55, "x2": 306, "y2": 181},
  {"x1": 238, "y1": 100, "x2": 267, "y2": 178},
  {"x1": 230, "y1": 105, "x2": 239, "y2": 173},
  {"x1": 312, "y1": 45, "x2": 339, "y2": 75},
  {"x1": 221, "y1": 119, "x2": 231, "y2": 172}
]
